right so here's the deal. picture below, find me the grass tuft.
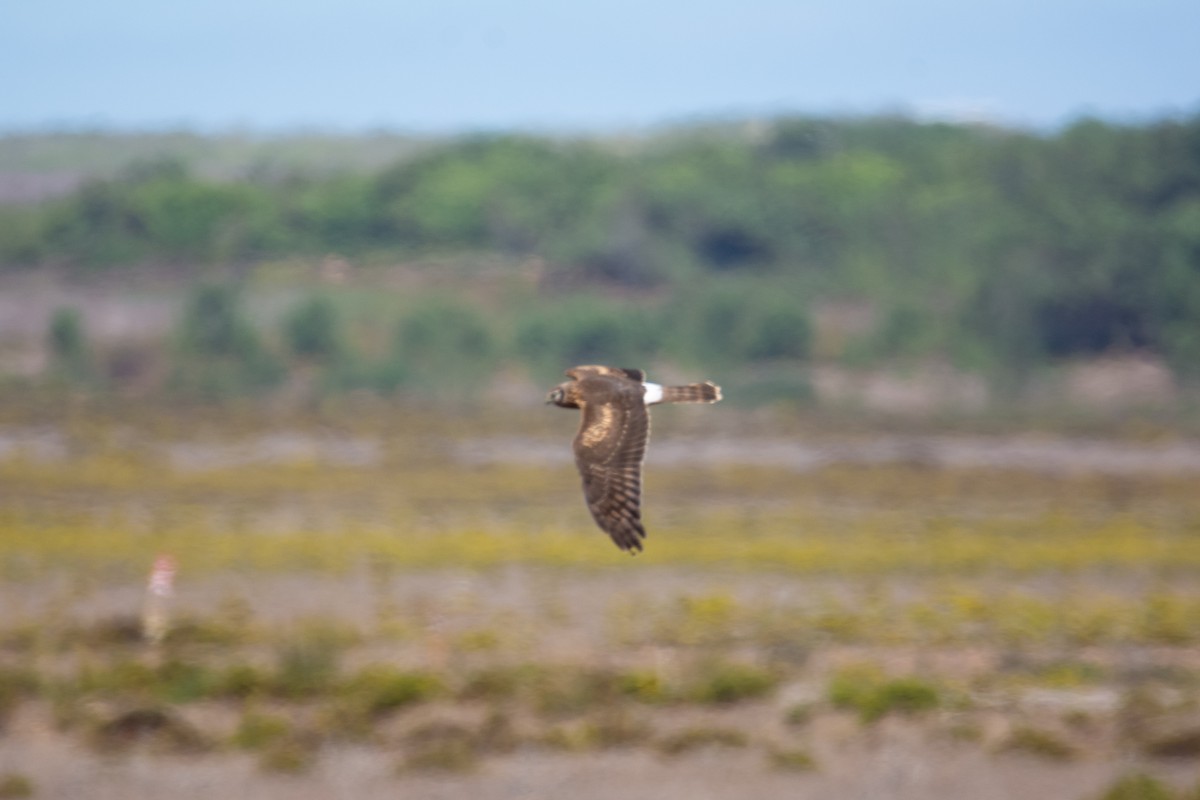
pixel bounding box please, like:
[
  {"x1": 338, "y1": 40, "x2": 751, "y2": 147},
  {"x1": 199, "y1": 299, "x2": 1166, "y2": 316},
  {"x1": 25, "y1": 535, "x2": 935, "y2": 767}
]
[
  {"x1": 259, "y1": 738, "x2": 318, "y2": 774},
  {"x1": 767, "y1": 746, "x2": 819, "y2": 771},
  {"x1": 0, "y1": 773, "x2": 34, "y2": 799},
  {"x1": 688, "y1": 661, "x2": 777, "y2": 705},
  {"x1": 656, "y1": 726, "x2": 748, "y2": 756},
  {"x1": 828, "y1": 667, "x2": 941, "y2": 723},
  {"x1": 1096, "y1": 772, "x2": 1176, "y2": 800},
  {"x1": 85, "y1": 705, "x2": 210, "y2": 755},
  {"x1": 339, "y1": 666, "x2": 444, "y2": 716},
  {"x1": 231, "y1": 711, "x2": 292, "y2": 751},
  {"x1": 401, "y1": 721, "x2": 480, "y2": 773},
  {"x1": 1141, "y1": 727, "x2": 1200, "y2": 759},
  {"x1": 1000, "y1": 725, "x2": 1077, "y2": 761}
]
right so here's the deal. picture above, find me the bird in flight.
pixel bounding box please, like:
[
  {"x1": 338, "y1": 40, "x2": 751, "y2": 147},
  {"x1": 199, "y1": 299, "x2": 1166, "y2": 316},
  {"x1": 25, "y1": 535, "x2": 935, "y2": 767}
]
[{"x1": 546, "y1": 365, "x2": 722, "y2": 553}]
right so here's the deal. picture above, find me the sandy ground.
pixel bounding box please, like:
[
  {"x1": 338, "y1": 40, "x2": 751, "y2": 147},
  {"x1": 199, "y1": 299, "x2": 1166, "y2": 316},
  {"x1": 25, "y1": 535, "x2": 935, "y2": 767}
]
[
  {"x1": 5, "y1": 732, "x2": 1198, "y2": 800},
  {"x1": 3, "y1": 567, "x2": 1199, "y2": 800}
]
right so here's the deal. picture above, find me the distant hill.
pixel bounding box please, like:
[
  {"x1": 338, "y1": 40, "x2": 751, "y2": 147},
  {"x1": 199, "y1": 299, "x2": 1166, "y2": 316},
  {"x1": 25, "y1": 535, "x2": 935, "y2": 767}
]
[{"x1": 0, "y1": 130, "x2": 436, "y2": 204}]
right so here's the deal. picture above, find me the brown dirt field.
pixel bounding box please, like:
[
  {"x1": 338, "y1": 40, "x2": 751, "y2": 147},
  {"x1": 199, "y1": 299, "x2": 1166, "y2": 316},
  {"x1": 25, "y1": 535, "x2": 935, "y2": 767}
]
[{"x1": 4, "y1": 567, "x2": 1200, "y2": 800}]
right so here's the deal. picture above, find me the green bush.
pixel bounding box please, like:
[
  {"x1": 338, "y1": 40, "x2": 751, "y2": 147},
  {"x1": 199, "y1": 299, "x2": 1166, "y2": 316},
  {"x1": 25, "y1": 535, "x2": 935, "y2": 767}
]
[
  {"x1": 688, "y1": 662, "x2": 777, "y2": 705},
  {"x1": 172, "y1": 283, "x2": 284, "y2": 397},
  {"x1": 0, "y1": 773, "x2": 34, "y2": 799},
  {"x1": 828, "y1": 668, "x2": 941, "y2": 722},
  {"x1": 656, "y1": 726, "x2": 748, "y2": 755},
  {"x1": 231, "y1": 712, "x2": 292, "y2": 751},
  {"x1": 1096, "y1": 772, "x2": 1175, "y2": 800},
  {"x1": 0, "y1": 668, "x2": 38, "y2": 723},
  {"x1": 283, "y1": 295, "x2": 344, "y2": 361},
  {"x1": 515, "y1": 297, "x2": 662, "y2": 373},
  {"x1": 1000, "y1": 725, "x2": 1077, "y2": 760},
  {"x1": 674, "y1": 281, "x2": 812, "y2": 365},
  {"x1": 338, "y1": 666, "x2": 443, "y2": 716},
  {"x1": 47, "y1": 307, "x2": 92, "y2": 379}
]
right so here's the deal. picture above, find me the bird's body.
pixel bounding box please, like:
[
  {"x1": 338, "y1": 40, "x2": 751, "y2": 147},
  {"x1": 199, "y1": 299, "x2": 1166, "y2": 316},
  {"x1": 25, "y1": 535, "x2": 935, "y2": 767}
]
[{"x1": 546, "y1": 365, "x2": 722, "y2": 553}]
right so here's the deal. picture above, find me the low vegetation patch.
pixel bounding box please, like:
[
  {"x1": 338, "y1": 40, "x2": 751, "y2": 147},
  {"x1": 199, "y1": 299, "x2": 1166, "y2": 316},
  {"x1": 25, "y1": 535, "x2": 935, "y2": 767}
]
[
  {"x1": 999, "y1": 725, "x2": 1077, "y2": 761},
  {"x1": 828, "y1": 667, "x2": 942, "y2": 723},
  {"x1": 767, "y1": 746, "x2": 819, "y2": 771},
  {"x1": 401, "y1": 721, "x2": 481, "y2": 773},
  {"x1": 1096, "y1": 772, "x2": 1176, "y2": 800},
  {"x1": 0, "y1": 773, "x2": 34, "y2": 799},
  {"x1": 656, "y1": 726, "x2": 749, "y2": 756},
  {"x1": 687, "y1": 661, "x2": 778, "y2": 705},
  {"x1": 1, "y1": 409, "x2": 1199, "y2": 783}
]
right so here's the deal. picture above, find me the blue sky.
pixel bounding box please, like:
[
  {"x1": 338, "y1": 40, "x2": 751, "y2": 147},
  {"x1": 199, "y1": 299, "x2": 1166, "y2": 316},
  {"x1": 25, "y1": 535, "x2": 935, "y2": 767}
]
[{"x1": 3, "y1": 0, "x2": 1198, "y2": 133}]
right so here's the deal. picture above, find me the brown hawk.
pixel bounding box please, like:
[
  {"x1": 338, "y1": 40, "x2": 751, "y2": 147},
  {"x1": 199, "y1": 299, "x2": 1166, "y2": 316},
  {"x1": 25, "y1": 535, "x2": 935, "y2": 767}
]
[{"x1": 545, "y1": 365, "x2": 722, "y2": 553}]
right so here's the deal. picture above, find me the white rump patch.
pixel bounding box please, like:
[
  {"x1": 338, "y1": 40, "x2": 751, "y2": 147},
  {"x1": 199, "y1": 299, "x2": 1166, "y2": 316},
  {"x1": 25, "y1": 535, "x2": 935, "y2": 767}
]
[{"x1": 643, "y1": 382, "x2": 664, "y2": 405}]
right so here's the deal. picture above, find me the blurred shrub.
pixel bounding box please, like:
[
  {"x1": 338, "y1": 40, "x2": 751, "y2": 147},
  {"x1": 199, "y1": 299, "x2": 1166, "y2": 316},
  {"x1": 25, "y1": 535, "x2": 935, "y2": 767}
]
[
  {"x1": 213, "y1": 663, "x2": 272, "y2": 700},
  {"x1": 85, "y1": 705, "x2": 210, "y2": 754},
  {"x1": 0, "y1": 667, "x2": 37, "y2": 725},
  {"x1": 616, "y1": 669, "x2": 670, "y2": 704},
  {"x1": 767, "y1": 746, "x2": 818, "y2": 771},
  {"x1": 382, "y1": 297, "x2": 498, "y2": 396},
  {"x1": 656, "y1": 726, "x2": 748, "y2": 755},
  {"x1": 671, "y1": 281, "x2": 812, "y2": 366},
  {"x1": 401, "y1": 720, "x2": 480, "y2": 772},
  {"x1": 515, "y1": 296, "x2": 662, "y2": 374},
  {"x1": 270, "y1": 621, "x2": 356, "y2": 700},
  {"x1": 171, "y1": 283, "x2": 284, "y2": 397},
  {"x1": 338, "y1": 666, "x2": 443, "y2": 717},
  {"x1": 1141, "y1": 727, "x2": 1200, "y2": 759},
  {"x1": 540, "y1": 709, "x2": 652, "y2": 751},
  {"x1": 258, "y1": 737, "x2": 318, "y2": 773},
  {"x1": 0, "y1": 773, "x2": 34, "y2": 799},
  {"x1": 177, "y1": 283, "x2": 257, "y2": 357},
  {"x1": 47, "y1": 307, "x2": 93, "y2": 381},
  {"x1": 1000, "y1": 725, "x2": 1077, "y2": 760},
  {"x1": 687, "y1": 661, "x2": 777, "y2": 705},
  {"x1": 1095, "y1": 773, "x2": 1176, "y2": 800},
  {"x1": 231, "y1": 711, "x2": 292, "y2": 751},
  {"x1": 283, "y1": 295, "x2": 344, "y2": 361},
  {"x1": 828, "y1": 666, "x2": 941, "y2": 722}
]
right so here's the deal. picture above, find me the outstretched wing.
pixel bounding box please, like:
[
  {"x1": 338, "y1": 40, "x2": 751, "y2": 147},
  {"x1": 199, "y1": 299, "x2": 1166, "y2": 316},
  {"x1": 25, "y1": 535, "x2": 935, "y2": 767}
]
[{"x1": 572, "y1": 376, "x2": 650, "y2": 553}]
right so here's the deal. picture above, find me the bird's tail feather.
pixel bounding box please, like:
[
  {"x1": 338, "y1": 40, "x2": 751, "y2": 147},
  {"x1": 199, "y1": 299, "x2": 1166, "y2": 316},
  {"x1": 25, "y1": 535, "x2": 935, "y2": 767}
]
[{"x1": 661, "y1": 381, "x2": 722, "y2": 404}]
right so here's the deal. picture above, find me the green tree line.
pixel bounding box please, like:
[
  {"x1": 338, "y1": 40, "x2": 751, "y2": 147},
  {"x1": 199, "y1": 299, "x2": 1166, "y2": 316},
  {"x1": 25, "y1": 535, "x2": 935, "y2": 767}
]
[
  {"x1": 39, "y1": 280, "x2": 816, "y2": 404},
  {"x1": 5, "y1": 114, "x2": 1200, "y2": 375}
]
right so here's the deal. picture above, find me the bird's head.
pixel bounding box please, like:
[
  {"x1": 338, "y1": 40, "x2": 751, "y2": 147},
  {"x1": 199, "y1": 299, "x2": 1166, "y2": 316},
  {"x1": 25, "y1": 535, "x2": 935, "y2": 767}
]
[{"x1": 545, "y1": 384, "x2": 577, "y2": 408}]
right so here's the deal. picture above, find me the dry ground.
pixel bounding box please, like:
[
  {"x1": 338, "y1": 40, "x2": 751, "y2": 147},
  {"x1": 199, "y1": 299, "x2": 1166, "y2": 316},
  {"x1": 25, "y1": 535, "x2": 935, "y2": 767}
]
[{"x1": 2, "y1": 408, "x2": 1200, "y2": 799}]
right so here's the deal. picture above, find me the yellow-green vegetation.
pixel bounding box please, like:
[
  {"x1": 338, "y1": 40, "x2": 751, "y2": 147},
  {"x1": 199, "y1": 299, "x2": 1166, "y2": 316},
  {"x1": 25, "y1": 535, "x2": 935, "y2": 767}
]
[
  {"x1": 1096, "y1": 773, "x2": 1177, "y2": 800},
  {"x1": 84, "y1": 706, "x2": 210, "y2": 755},
  {"x1": 2, "y1": 409, "x2": 1200, "y2": 786},
  {"x1": 540, "y1": 709, "x2": 653, "y2": 752},
  {"x1": 0, "y1": 774, "x2": 34, "y2": 800},
  {"x1": 999, "y1": 725, "x2": 1078, "y2": 761},
  {"x1": 827, "y1": 666, "x2": 943, "y2": 723},
  {"x1": 231, "y1": 711, "x2": 292, "y2": 751},
  {"x1": 687, "y1": 661, "x2": 778, "y2": 705},
  {"x1": 258, "y1": 738, "x2": 319, "y2": 774},
  {"x1": 766, "y1": 746, "x2": 819, "y2": 771},
  {"x1": 401, "y1": 722, "x2": 480, "y2": 773},
  {"x1": 656, "y1": 726, "x2": 749, "y2": 756},
  {"x1": 5, "y1": 438, "x2": 1200, "y2": 584}
]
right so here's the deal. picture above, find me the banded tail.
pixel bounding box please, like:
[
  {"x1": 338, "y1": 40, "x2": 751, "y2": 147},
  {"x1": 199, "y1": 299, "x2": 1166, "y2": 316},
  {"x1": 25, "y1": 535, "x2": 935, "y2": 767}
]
[{"x1": 646, "y1": 381, "x2": 722, "y2": 405}]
